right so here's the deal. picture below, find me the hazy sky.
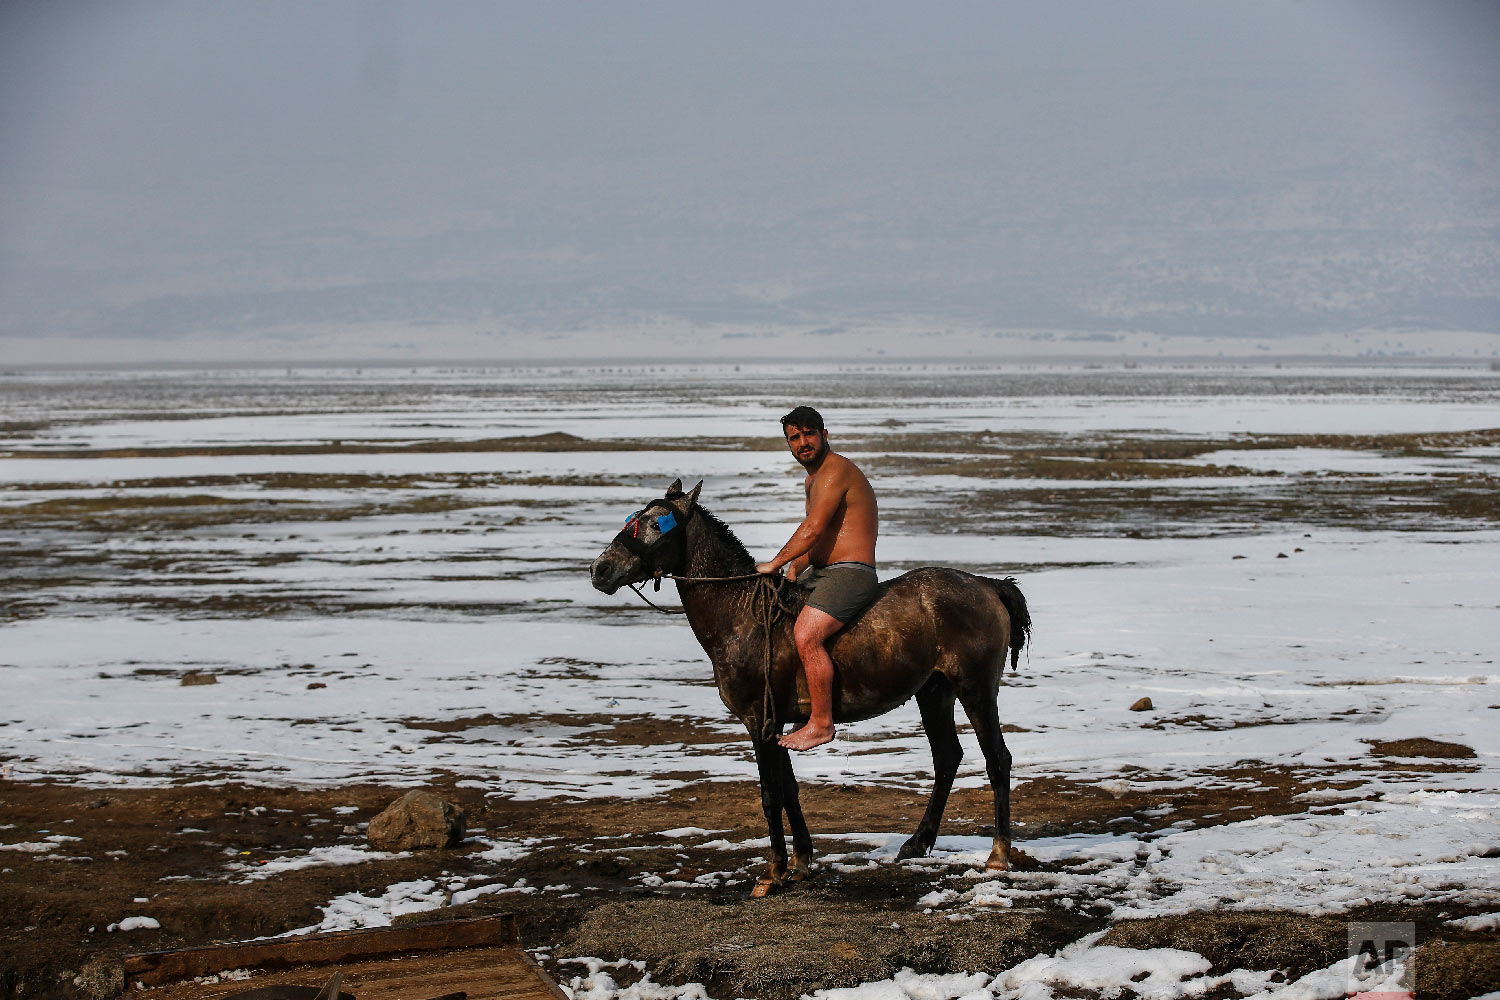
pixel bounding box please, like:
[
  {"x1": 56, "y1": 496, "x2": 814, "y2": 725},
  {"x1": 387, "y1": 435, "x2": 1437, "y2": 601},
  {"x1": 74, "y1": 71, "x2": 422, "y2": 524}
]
[{"x1": 2, "y1": 1, "x2": 1497, "y2": 362}]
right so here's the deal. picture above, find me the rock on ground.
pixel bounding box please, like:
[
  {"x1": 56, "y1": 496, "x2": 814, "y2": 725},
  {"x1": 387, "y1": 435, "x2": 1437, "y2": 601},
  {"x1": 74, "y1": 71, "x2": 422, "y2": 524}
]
[{"x1": 367, "y1": 790, "x2": 466, "y2": 850}]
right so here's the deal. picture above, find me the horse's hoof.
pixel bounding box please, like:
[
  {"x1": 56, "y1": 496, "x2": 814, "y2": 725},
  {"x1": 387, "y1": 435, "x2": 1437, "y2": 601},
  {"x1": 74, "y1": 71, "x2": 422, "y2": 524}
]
[
  {"x1": 749, "y1": 876, "x2": 782, "y2": 899},
  {"x1": 985, "y1": 843, "x2": 1011, "y2": 871},
  {"x1": 895, "y1": 837, "x2": 929, "y2": 861}
]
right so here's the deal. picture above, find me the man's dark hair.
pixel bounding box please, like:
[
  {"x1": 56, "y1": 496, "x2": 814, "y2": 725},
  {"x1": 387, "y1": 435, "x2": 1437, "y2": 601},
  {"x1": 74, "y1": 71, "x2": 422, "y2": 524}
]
[{"x1": 780, "y1": 405, "x2": 825, "y2": 434}]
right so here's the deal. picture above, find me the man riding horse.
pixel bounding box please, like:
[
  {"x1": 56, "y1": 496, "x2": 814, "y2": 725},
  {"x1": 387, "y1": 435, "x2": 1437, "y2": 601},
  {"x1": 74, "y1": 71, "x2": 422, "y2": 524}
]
[
  {"x1": 591, "y1": 467, "x2": 1030, "y2": 886},
  {"x1": 754, "y1": 406, "x2": 879, "y2": 751}
]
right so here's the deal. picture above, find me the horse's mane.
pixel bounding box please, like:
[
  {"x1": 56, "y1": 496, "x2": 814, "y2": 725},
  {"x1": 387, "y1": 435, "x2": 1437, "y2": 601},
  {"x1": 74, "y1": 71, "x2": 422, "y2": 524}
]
[{"x1": 692, "y1": 502, "x2": 755, "y2": 570}]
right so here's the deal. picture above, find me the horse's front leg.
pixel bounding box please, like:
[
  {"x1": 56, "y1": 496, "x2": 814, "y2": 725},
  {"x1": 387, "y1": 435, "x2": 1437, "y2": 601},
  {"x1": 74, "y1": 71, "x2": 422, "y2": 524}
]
[
  {"x1": 749, "y1": 732, "x2": 790, "y2": 898},
  {"x1": 776, "y1": 744, "x2": 815, "y2": 881}
]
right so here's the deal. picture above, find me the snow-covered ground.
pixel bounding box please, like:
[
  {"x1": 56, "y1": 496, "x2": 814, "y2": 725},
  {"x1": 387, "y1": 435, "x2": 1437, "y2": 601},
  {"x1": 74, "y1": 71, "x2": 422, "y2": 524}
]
[
  {"x1": 3, "y1": 528, "x2": 1495, "y2": 798},
  {"x1": 3, "y1": 363, "x2": 1498, "y2": 999}
]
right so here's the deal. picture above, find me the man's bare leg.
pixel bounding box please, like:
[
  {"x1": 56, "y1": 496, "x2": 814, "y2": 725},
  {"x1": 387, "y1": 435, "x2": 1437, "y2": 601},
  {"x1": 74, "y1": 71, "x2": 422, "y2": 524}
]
[{"x1": 781, "y1": 606, "x2": 843, "y2": 751}]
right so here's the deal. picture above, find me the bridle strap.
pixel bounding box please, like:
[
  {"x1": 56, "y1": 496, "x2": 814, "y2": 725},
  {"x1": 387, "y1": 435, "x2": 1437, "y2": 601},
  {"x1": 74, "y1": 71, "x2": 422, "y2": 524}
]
[{"x1": 613, "y1": 498, "x2": 693, "y2": 560}]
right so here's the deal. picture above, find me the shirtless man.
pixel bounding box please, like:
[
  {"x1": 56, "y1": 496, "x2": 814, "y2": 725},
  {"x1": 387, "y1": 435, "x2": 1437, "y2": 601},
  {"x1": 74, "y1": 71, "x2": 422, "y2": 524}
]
[{"x1": 754, "y1": 406, "x2": 879, "y2": 751}]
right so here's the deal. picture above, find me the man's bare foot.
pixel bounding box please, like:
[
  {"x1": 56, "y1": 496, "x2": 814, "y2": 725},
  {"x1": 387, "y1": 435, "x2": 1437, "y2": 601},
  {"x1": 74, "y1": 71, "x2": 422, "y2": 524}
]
[{"x1": 779, "y1": 724, "x2": 834, "y2": 751}]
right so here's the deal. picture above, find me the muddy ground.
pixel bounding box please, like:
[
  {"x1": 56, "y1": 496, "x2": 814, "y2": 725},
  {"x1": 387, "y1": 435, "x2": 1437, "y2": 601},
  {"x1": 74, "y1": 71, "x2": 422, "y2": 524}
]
[{"x1": 3, "y1": 749, "x2": 1498, "y2": 1000}]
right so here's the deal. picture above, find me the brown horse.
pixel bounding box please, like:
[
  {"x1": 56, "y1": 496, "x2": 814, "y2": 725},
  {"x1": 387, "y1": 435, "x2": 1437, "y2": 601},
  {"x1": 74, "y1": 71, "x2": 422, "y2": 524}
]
[{"x1": 589, "y1": 479, "x2": 1031, "y2": 895}]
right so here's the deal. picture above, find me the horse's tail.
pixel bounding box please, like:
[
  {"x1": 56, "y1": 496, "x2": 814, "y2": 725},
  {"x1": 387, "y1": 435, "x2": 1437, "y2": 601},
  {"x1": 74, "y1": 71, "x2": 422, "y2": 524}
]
[{"x1": 990, "y1": 576, "x2": 1031, "y2": 672}]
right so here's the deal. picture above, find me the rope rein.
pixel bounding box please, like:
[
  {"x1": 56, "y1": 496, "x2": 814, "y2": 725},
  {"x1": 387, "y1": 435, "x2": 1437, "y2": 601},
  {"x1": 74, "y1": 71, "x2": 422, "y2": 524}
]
[
  {"x1": 624, "y1": 580, "x2": 685, "y2": 614},
  {"x1": 750, "y1": 574, "x2": 802, "y2": 740},
  {"x1": 624, "y1": 569, "x2": 762, "y2": 614}
]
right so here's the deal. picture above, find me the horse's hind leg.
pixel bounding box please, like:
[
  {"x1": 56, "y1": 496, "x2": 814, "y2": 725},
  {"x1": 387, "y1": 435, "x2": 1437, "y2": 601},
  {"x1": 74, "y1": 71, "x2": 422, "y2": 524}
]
[
  {"x1": 956, "y1": 681, "x2": 1014, "y2": 871},
  {"x1": 897, "y1": 673, "x2": 961, "y2": 861},
  {"x1": 776, "y1": 747, "x2": 815, "y2": 881}
]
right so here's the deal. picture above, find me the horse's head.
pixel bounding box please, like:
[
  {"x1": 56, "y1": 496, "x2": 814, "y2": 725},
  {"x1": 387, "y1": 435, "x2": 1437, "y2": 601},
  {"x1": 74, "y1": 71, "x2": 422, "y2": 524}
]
[{"x1": 590, "y1": 478, "x2": 703, "y2": 594}]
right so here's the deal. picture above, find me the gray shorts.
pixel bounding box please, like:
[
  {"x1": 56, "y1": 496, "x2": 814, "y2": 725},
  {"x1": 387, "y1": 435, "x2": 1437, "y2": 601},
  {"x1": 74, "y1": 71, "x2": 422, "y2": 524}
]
[{"x1": 797, "y1": 561, "x2": 879, "y2": 623}]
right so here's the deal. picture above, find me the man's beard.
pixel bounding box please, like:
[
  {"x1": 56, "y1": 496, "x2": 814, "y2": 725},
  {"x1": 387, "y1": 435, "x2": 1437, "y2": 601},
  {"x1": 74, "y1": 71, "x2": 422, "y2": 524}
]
[{"x1": 795, "y1": 438, "x2": 829, "y2": 469}]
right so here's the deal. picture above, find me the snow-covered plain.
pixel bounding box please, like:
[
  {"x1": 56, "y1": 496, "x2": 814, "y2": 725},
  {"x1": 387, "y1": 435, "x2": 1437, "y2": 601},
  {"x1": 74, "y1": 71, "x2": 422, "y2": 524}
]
[{"x1": 3, "y1": 363, "x2": 1498, "y2": 999}]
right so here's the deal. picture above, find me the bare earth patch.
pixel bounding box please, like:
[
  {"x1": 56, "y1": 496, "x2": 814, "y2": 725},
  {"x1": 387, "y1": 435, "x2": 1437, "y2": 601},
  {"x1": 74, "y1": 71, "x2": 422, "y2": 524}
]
[{"x1": 1367, "y1": 737, "x2": 1478, "y2": 760}]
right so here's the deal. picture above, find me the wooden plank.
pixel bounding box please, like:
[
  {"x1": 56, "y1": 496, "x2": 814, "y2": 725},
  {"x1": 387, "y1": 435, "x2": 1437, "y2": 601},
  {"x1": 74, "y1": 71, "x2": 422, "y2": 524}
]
[
  {"x1": 134, "y1": 945, "x2": 569, "y2": 1000},
  {"x1": 513, "y1": 949, "x2": 572, "y2": 1000},
  {"x1": 123, "y1": 914, "x2": 519, "y2": 989},
  {"x1": 343, "y1": 949, "x2": 569, "y2": 1000}
]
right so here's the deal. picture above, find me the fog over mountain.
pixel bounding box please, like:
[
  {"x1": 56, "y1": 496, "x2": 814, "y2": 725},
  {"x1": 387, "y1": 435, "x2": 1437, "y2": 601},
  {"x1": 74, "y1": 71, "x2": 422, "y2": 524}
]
[{"x1": 2, "y1": 1, "x2": 1497, "y2": 363}]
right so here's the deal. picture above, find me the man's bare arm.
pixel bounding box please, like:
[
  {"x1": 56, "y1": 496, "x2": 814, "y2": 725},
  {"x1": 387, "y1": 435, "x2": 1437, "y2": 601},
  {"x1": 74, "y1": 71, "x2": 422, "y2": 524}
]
[{"x1": 756, "y1": 473, "x2": 847, "y2": 574}]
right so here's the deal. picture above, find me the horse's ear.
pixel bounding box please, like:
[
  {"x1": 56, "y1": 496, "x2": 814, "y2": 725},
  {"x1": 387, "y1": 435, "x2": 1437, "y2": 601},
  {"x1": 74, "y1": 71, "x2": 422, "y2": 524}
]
[
  {"x1": 669, "y1": 480, "x2": 702, "y2": 517},
  {"x1": 664, "y1": 479, "x2": 684, "y2": 498}
]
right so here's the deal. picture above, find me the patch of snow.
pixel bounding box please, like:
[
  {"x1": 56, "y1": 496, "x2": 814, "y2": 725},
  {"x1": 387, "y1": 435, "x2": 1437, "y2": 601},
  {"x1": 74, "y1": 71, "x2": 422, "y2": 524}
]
[
  {"x1": 108, "y1": 916, "x2": 160, "y2": 932},
  {"x1": 557, "y1": 958, "x2": 647, "y2": 974},
  {"x1": 1446, "y1": 911, "x2": 1500, "y2": 932},
  {"x1": 994, "y1": 933, "x2": 1212, "y2": 999},
  {"x1": 559, "y1": 969, "x2": 708, "y2": 1000},
  {"x1": 655, "y1": 827, "x2": 731, "y2": 838},
  {"x1": 1239, "y1": 952, "x2": 1408, "y2": 1000},
  {"x1": 287, "y1": 876, "x2": 509, "y2": 934},
  {"x1": 232, "y1": 845, "x2": 408, "y2": 881},
  {"x1": 1294, "y1": 786, "x2": 1374, "y2": 801},
  {"x1": 474, "y1": 837, "x2": 542, "y2": 862},
  {"x1": 916, "y1": 889, "x2": 958, "y2": 909}
]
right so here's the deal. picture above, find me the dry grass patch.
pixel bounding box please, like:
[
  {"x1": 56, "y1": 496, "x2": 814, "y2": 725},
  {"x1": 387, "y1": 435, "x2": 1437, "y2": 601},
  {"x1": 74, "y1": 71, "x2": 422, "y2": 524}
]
[
  {"x1": 1414, "y1": 940, "x2": 1500, "y2": 1000},
  {"x1": 562, "y1": 897, "x2": 1090, "y2": 1000}
]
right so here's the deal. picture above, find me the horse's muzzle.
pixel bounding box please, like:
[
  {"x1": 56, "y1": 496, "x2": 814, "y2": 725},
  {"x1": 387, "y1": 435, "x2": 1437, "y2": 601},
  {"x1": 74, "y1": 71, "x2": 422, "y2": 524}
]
[{"x1": 589, "y1": 554, "x2": 624, "y2": 595}]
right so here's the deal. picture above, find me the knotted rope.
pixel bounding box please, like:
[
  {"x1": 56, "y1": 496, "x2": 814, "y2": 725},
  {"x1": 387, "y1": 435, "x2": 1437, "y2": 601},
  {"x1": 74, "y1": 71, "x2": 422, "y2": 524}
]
[{"x1": 749, "y1": 573, "x2": 802, "y2": 741}]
